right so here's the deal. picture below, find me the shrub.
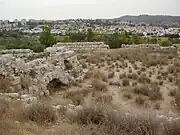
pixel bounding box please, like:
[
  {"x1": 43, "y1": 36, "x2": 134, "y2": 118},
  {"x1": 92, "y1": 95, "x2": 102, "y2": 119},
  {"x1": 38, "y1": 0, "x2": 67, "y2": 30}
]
[
  {"x1": 168, "y1": 76, "x2": 173, "y2": 82},
  {"x1": 76, "y1": 106, "x2": 105, "y2": 125},
  {"x1": 128, "y1": 73, "x2": 138, "y2": 80},
  {"x1": 108, "y1": 71, "x2": 115, "y2": 79},
  {"x1": 169, "y1": 89, "x2": 177, "y2": 97},
  {"x1": 109, "y1": 81, "x2": 120, "y2": 86},
  {"x1": 85, "y1": 70, "x2": 108, "y2": 82},
  {"x1": 159, "y1": 80, "x2": 163, "y2": 85},
  {"x1": 141, "y1": 67, "x2": 146, "y2": 72},
  {"x1": 129, "y1": 69, "x2": 132, "y2": 73},
  {"x1": 163, "y1": 120, "x2": 180, "y2": 135},
  {"x1": 81, "y1": 62, "x2": 87, "y2": 69},
  {"x1": 123, "y1": 93, "x2": 132, "y2": 100},
  {"x1": 149, "y1": 84, "x2": 163, "y2": 101},
  {"x1": 95, "y1": 94, "x2": 113, "y2": 104},
  {"x1": 154, "y1": 103, "x2": 160, "y2": 110},
  {"x1": 157, "y1": 75, "x2": 162, "y2": 80},
  {"x1": 91, "y1": 79, "x2": 108, "y2": 92},
  {"x1": 122, "y1": 79, "x2": 130, "y2": 86},
  {"x1": 133, "y1": 84, "x2": 149, "y2": 96},
  {"x1": 138, "y1": 74, "x2": 151, "y2": 84},
  {"x1": 105, "y1": 113, "x2": 159, "y2": 135},
  {"x1": 137, "y1": 70, "x2": 141, "y2": 75},
  {"x1": 119, "y1": 73, "x2": 126, "y2": 79},
  {"x1": 0, "y1": 77, "x2": 11, "y2": 93},
  {"x1": 132, "y1": 82, "x2": 138, "y2": 86},
  {"x1": 26, "y1": 104, "x2": 57, "y2": 125},
  {"x1": 135, "y1": 96, "x2": 145, "y2": 105}
]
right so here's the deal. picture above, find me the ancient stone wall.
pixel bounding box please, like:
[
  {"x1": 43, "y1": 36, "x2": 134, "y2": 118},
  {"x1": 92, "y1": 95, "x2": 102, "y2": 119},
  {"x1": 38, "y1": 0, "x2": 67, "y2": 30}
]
[
  {"x1": 0, "y1": 47, "x2": 85, "y2": 98},
  {"x1": 121, "y1": 44, "x2": 179, "y2": 54},
  {"x1": 53, "y1": 42, "x2": 110, "y2": 53}
]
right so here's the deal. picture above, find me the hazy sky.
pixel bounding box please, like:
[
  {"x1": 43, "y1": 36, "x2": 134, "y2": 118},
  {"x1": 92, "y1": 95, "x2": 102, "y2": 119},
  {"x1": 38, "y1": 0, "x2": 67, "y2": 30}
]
[{"x1": 0, "y1": 0, "x2": 179, "y2": 20}]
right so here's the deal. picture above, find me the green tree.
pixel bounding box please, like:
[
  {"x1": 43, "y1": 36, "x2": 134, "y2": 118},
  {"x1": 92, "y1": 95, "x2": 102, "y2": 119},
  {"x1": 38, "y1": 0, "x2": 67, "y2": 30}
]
[
  {"x1": 39, "y1": 25, "x2": 57, "y2": 47},
  {"x1": 160, "y1": 40, "x2": 172, "y2": 46},
  {"x1": 87, "y1": 28, "x2": 94, "y2": 42},
  {"x1": 69, "y1": 32, "x2": 86, "y2": 42}
]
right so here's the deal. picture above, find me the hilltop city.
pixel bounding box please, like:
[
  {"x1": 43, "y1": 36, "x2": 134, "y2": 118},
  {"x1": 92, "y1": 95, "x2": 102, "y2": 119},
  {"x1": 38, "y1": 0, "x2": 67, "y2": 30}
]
[{"x1": 0, "y1": 15, "x2": 180, "y2": 37}]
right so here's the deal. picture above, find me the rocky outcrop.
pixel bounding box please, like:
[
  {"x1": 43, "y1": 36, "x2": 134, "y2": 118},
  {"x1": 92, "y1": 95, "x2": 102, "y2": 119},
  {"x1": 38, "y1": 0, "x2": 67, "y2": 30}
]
[{"x1": 0, "y1": 46, "x2": 84, "y2": 98}]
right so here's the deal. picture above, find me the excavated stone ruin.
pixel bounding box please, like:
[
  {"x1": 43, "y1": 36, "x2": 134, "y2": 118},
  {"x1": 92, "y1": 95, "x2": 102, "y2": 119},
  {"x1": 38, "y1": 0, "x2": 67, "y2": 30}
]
[{"x1": 0, "y1": 46, "x2": 85, "y2": 97}]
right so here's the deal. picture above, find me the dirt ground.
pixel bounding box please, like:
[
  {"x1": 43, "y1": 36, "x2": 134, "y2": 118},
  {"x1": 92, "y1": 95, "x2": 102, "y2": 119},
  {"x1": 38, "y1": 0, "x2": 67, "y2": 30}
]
[{"x1": 1, "y1": 48, "x2": 180, "y2": 135}]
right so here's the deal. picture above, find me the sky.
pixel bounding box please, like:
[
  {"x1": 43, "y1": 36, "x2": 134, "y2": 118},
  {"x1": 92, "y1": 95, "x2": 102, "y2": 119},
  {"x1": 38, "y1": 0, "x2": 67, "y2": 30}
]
[{"x1": 0, "y1": 0, "x2": 179, "y2": 20}]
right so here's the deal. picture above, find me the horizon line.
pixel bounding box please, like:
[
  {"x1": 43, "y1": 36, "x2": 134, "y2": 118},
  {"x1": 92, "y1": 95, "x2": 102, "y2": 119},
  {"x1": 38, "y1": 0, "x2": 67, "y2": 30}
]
[{"x1": 2, "y1": 14, "x2": 180, "y2": 21}]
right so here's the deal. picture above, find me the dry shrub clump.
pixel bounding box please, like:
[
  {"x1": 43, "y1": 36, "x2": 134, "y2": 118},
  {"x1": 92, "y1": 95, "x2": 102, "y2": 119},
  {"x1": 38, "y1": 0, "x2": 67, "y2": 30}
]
[
  {"x1": 169, "y1": 89, "x2": 177, "y2": 97},
  {"x1": 162, "y1": 120, "x2": 180, "y2": 135},
  {"x1": 138, "y1": 74, "x2": 151, "y2": 84},
  {"x1": 75, "y1": 102, "x2": 160, "y2": 135},
  {"x1": 133, "y1": 84, "x2": 149, "y2": 96},
  {"x1": 0, "y1": 76, "x2": 11, "y2": 93},
  {"x1": 135, "y1": 96, "x2": 145, "y2": 105},
  {"x1": 85, "y1": 70, "x2": 108, "y2": 82},
  {"x1": 81, "y1": 62, "x2": 87, "y2": 69},
  {"x1": 108, "y1": 71, "x2": 115, "y2": 79},
  {"x1": 76, "y1": 105, "x2": 105, "y2": 125},
  {"x1": 95, "y1": 94, "x2": 113, "y2": 104},
  {"x1": 123, "y1": 93, "x2": 132, "y2": 100},
  {"x1": 145, "y1": 56, "x2": 168, "y2": 67},
  {"x1": 91, "y1": 79, "x2": 108, "y2": 92},
  {"x1": 119, "y1": 73, "x2": 126, "y2": 79},
  {"x1": 109, "y1": 81, "x2": 120, "y2": 86},
  {"x1": 26, "y1": 104, "x2": 57, "y2": 125},
  {"x1": 133, "y1": 84, "x2": 162, "y2": 101},
  {"x1": 127, "y1": 73, "x2": 138, "y2": 80},
  {"x1": 149, "y1": 84, "x2": 163, "y2": 101},
  {"x1": 154, "y1": 103, "x2": 161, "y2": 110},
  {"x1": 122, "y1": 79, "x2": 130, "y2": 86},
  {"x1": 105, "y1": 114, "x2": 159, "y2": 135}
]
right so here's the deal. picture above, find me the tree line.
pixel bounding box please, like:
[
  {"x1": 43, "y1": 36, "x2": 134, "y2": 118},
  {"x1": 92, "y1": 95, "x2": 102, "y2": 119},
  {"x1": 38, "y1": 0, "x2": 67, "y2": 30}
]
[{"x1": 0, "y1": 26, "x2": 180, "y2": 52}]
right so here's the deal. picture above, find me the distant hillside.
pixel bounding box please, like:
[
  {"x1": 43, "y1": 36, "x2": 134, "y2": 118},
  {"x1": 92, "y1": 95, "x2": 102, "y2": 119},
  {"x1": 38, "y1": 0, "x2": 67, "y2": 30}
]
[{"x1": 113, "y1": 15, "x2": 180, "y2": 26}]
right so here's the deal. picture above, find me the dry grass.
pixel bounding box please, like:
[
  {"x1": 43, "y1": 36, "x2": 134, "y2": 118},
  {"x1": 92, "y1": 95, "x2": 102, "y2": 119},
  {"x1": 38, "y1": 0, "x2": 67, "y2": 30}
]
[
  {"x1": 0, "y1": 98, "x2": 9, "y2": 119},
  {"x1": 95, "y1": 94, "x2": 113, "y2": 104},
  {"x1": 76, "y1": 105, "x2": 105, "y2": 125},
  {"x1": 162, "y1": 120, "x2": 180, "y2": 135},
  {"x1": 26, "y1": 104, "x2": 57, "y2": 125},
  {"x1": 133, "y1": 84, "x2": 162, "y2": 101}
]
